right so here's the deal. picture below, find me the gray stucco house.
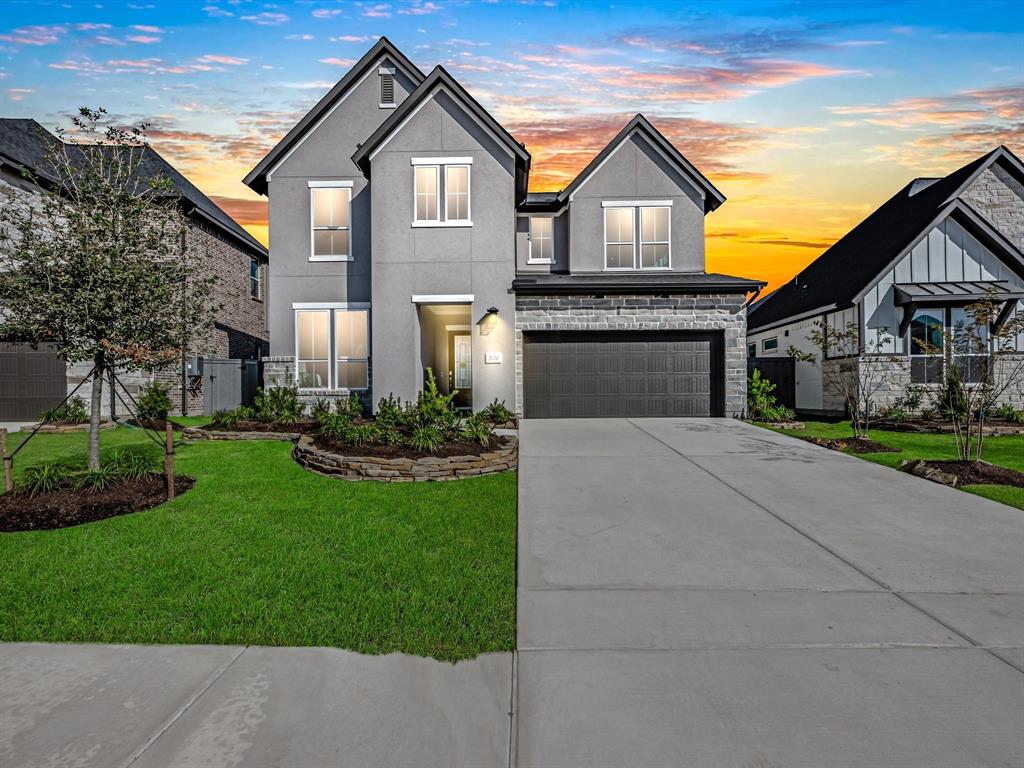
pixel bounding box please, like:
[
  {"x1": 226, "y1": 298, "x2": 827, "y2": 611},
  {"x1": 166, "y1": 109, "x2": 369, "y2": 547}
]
[
  {"x1": 749, "y1": 146, "x2": 1024, "y2": 415},
  {"x1": 245, "y1": 38, "x2": 762, "y2": 418}
]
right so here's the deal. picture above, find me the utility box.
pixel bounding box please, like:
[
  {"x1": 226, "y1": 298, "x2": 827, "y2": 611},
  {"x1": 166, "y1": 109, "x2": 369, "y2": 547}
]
[{"x1": 186, "y1": 355, "x2": 204, "y2": 376}]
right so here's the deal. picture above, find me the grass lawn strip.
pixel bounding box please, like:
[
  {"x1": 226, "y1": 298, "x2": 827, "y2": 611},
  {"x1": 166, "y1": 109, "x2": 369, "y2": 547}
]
[
  {"x1": 764, "y1": 420, "x2": 1024, "y2": 511},
  {"x1": 0, "y1": 426, "x2": 516, "y2": 661}
]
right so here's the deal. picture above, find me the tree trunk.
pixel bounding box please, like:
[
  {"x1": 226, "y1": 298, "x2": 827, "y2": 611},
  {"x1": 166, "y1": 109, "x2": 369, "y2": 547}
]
[{"x1": 88, "y1": 356, "x2": 105, "y2": 471}]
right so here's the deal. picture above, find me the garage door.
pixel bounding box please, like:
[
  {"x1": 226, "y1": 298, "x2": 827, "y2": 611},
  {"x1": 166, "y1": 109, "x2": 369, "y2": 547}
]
[
  {"x1": 523, "y1": 330, "x2": 724, "y2": 418},
  {"x1": 0, "y1": 342, "x2": 67, "y2": 421}
]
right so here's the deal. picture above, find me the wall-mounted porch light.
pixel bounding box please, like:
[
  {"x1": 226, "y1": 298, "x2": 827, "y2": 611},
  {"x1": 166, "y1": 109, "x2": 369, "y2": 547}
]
[{"x1": 478, "y1": 306, "x2": 500, "y2": 336}]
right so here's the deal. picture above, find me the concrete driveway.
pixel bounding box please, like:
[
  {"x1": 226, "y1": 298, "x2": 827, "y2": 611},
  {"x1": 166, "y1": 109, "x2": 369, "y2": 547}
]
[{"x1": 515, "y1": 418, "x2": 1024, "y2": 767}]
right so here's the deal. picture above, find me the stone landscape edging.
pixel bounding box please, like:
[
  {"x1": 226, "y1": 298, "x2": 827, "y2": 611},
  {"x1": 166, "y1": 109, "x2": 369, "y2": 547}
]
[
  {"x1": 182, "y1": 426, "x2": 303, "y2": 441},
  {"x1": 292, "y1": 434, "x2": 518, "y2": 482}
]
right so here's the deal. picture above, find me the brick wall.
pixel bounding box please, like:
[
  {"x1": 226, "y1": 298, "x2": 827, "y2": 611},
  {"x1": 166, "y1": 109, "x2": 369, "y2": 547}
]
[
  {"x1": 514, "y1": 293, "x2": 749, "y2": 417},
  {"x1": 155, "y1": 219, "x2": 269, "y2": 415}
]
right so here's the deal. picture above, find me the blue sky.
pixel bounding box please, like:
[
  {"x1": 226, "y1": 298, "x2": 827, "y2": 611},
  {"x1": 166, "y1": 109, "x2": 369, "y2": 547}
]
[{"x1": 2, "y1": 0, "x2": 1022, "y2": 289}]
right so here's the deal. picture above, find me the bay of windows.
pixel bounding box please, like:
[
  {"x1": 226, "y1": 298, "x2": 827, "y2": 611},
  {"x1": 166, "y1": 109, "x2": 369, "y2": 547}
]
[
  {"x1": 604, "y1": 205, "x2": 671, "y2": 270},
  {"x1": 295, "y1": 308, "x2": 369, "y2": 390}
]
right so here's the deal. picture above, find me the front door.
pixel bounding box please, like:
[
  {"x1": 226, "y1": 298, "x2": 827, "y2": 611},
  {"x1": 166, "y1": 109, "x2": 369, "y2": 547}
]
[{"x1": 448, "y1": 332, "x2": 472, "y2": 409}]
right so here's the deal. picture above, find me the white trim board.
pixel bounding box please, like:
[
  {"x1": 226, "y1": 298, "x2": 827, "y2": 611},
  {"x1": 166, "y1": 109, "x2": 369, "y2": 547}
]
[
  {"x1": 411, "y1": 294, "x2": 474, "y2": 304},
  {"x1": 308, "y1": 180, "x2": 354, "y2": 188},
  {"x1": 601, "y1": 199, "x2": 673, "y2": 208},
  {"x1": 411, "y1": 156, "x2": 473, "y2": 166},
  {"x1": 292, "y1": 301, "x2": 371, "y2": 310}
]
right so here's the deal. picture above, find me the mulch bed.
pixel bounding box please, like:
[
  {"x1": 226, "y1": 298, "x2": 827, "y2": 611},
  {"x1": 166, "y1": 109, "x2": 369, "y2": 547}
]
[
  {"x1": 909, "y1": 460, "x2": 1024, "y2": 489},
  {"x1": 806, "y1": 436, "x2": 901, "y2": 454},
  {"x1": 873, "y1": 419, "x2": 1024, "y2": 435},
  {"x1": 312, "y1": 434, "x2": 511, "y2": 460},
  {"x1": 202, "y1": 420, "x2": 319, "y2": 434},
  {"x1": 0, "y1": 475, "x2": 194, "y2": 532}
]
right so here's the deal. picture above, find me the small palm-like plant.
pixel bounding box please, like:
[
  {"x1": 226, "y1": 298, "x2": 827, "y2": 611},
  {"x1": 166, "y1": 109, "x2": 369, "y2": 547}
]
[
  {"x1": 461, "y1": 413, "x2": 493, "y2": 446},
  {"x1": 72, "y1": 467, "x2": 119, "y2": 493},
  {"x1": 407, "y1": 424, "x2": 443, "y2": 452},
  {"x1": 20, "y1": 462, "x2": 71, "y2": 496},
  {"x1": 108, "y1": 449, "x2": 159, "y2": 480}
]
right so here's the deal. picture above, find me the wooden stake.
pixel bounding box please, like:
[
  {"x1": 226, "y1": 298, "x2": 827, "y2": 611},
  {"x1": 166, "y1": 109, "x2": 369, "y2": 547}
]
[
  {"x1": 1, "y1": 429, "x2": 12, "y2": 494},
  {"x1": 165, "y1": 420, "x2": 175, "y2": 500}
]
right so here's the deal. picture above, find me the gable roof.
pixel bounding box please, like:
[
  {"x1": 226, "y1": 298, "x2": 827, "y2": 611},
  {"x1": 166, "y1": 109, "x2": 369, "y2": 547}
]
[
  {"x1": 352, "y1": 65, "x2": 532, "y2": 203},
  {"x1": 0, "y1": 118, "x2": 266, "y2": 258},
  {"x1": 243, "y1": 37, "x2": 424, "y2": 196},
  {"x1": 556, "y1": 114, "x2": 726, "y2": 214},
  {"x1": 748, "y1": 146, "x2": 1024, "y2": 332}
]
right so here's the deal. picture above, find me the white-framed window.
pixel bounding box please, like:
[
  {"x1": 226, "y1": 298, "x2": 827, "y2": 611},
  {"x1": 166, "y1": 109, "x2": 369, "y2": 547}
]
[
  {"x1": 310, "y1": 182, "x2": 352, "y2": 261},
  {"x1": 640, "y1": 207, "x2": 670, "y2": 269},
  {"x1": 528, "y1": 216, "x2": 553, "y2": 263},
  {"x1": 411, "y1": 158, "x2": 473, "y2": 227},
  {"x1": 295, "y1": 307, "x2": 369, "y2": 390},
  {"x1": 249, "y1": 257, "x2": 262, "y2": 299},
  {"x1": 603, "y1": 203, "x2": 671, "y2": 270},
  {"x1": 762, "y1": 337, "x2": 778, "y2": 352},
  {"x1": 445, "y1": 165, "x2": 471, "y2": 222},
  {"x1": 414, "y1": 165, "x2": 439, "y2": 223}
]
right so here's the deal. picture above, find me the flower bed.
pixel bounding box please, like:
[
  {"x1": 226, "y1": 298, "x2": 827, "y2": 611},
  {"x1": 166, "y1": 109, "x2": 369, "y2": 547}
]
[{"x1": 293, "y1": 434, "x2": 517, "y2": 482}]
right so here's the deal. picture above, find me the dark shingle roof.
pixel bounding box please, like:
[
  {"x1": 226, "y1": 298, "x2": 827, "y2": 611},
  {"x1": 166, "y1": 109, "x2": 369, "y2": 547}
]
[
  {"x1": 748, "y1": 147, "x2": 1022, "y2": 332},
  {"x1": 0, "y1": 118, "x2": 266, "y2": 257}
]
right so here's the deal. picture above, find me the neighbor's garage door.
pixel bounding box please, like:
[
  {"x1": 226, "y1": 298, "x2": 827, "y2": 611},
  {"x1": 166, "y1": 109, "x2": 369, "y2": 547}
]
[
  {"x1": 0, "y1": 342, "x2": 67, "y2": 421},
  {"x1": 522, "y1": 330, "x2": 724, "y2": 418}
]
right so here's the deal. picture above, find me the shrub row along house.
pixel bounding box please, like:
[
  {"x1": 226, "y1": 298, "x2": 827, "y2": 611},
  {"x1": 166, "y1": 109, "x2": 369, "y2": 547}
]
[
  {"x1": 0, "y1": 118, "x2": 269, "y2": 420},
  {"x1": 243, "y1": 38, "x2": 764, "y2": 418},
  {"x1": 749, "y1": 146, "x2": 1024, "y2": 416}
]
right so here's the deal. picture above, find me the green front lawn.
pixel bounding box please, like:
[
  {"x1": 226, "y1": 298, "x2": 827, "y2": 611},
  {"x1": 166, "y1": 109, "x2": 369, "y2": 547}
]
[
  {"x1": 0, "y1": 427, "x2": 516, "y2": 661},
  {"x1": 765, "y1": 420, "x2": 1024, "y2": 510}
]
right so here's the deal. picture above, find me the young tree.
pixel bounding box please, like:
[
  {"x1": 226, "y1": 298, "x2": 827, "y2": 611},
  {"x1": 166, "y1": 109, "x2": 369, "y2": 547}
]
[
  {"x1": 789, "y1": 320, "x2": 896, "y2": 439},
  {"x1": 0, "y1": 108, "x2": 218, "y2": 469},
  {"x1": 939, "y1": 293, "x2": 1024, "y2": 462}
]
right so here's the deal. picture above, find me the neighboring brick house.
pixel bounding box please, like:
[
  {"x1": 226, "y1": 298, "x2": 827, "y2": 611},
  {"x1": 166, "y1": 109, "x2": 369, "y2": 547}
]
[
  {"x1": 245, "y1": 38, "x2": 763, "y2": 418},
  {"x1": 749, "y1": 146, "x2": 1024, "y2": 416},
  {"x1": 0, "y1": 118, "x2": 268, "y2": 420}
]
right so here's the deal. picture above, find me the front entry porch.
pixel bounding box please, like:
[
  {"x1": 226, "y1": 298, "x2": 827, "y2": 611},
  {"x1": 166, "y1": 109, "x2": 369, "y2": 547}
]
[{"x1": 418, "y1": 303, "x2": 473, "y2": 409}]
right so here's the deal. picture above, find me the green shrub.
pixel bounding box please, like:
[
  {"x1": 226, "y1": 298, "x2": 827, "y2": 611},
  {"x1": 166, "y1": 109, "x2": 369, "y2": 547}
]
[
  {"x1": 409, "y1": 369, "x2": 460, "y2": 438},
  {"x1": 747, "y1": 369, "x2": 795, "y2": 422},
  {"x1": 19, "y1": 461, "x2": 72, "y2": 496},
  {"x1": 461, "y1": 413, "x2": 493, "y2": 446},
  {"x1": 407, "y1": 424, "x2": 443, "y2": 452},
  {"x1": 343, "y1": 423, "x2": 381, "y2": 447},
  {"x1": 992, "y1": 403, "x2": 1024, "y2": 423},
  {"x1": 309, "y1": 397, "x2": 333, "y2": 421},
  {"x1": 41, "y1": 396, "x2": 89, "y2": 425},
  {"x1": 375, "y1": 394, "x2": 406, "y2": 428},
  {"x1": 253, "y1": 386, "x2": 303, "y2": 423},
  {"x1": 72, "y1": 466, "x2": 119, "y2": 493},
  {"x1": 108, "y1": 449, "x2": 160, "y2": 480},
  {"x1": 316, "y1": 411, "x2": 353, "y2": 441},
  {"x1": 136, "y1": 381, "x2": 172, "y2": 421},
  {"x1": 879, "y1": 406, "x2": 911, "y2": 423},
  {"x1": 480, "y1": 398, "x2": 515, "y2": 424},
  {"x1": 212, "y1": 407, "x2": 253, "y2": 428},
  {"x1": 336, "y1": 392, "x2": 365, "y2": 420},
  {"x1": 934, "y1": 369, "x2": 968, "y2": 420}
]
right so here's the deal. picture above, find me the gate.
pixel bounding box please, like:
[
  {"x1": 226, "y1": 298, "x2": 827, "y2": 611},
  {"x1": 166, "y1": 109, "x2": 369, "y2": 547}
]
[
  {"x1": 748, "y1": 357, "x2": 796, "y2": 409},
  {"x1": 203, "y1": 359, "x2": 259, "y2": 415}
]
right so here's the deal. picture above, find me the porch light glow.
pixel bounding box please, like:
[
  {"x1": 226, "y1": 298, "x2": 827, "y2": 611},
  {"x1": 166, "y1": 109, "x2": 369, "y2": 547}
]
[{"x1": 479, "y1": 306, "x2": 500, "y2": 336}]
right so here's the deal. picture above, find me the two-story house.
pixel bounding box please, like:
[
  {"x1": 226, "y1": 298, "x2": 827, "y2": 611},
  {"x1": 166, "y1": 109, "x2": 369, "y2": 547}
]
[
  {"x1": 0, "y1": 118, "x2": 269, "y2": 420},
  {"x1": 246, "y1": 38, "x2": 763, "y2": 418}
]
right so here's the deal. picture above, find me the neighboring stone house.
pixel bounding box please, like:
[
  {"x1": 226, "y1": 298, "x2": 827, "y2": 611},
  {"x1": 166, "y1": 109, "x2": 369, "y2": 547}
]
[
  {"x1": 0, "y1": 118, "x2": 269, "y2": 419},
  {"x1": 749, "y1": 146, "x2": 1024, "y2": 416},
  {"x1": 244, "y1": 38, "x2": 762, "y2": 418}
]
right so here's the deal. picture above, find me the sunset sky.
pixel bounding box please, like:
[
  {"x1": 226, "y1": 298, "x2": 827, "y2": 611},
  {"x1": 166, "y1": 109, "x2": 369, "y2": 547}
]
[{"x1": 2, "y1": 0, "x2": 1022, "y2": 293}]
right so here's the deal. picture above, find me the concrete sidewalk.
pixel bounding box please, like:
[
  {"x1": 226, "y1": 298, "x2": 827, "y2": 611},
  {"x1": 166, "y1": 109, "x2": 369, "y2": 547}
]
[
  {"x1": 515, "y1": 418, "x2": 1024, "y2": 767},
  {"x1": 1, "y1": 643, "x2": 513, "y2": 768}
]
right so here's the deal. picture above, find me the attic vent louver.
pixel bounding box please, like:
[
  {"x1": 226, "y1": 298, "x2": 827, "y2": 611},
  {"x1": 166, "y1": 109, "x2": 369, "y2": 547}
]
[{"x1": 380, "y1": 73, "x2": 394, "y2": 105}]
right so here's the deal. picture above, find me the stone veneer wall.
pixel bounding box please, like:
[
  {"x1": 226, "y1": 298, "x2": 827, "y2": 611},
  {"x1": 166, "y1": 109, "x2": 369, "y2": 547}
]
[
  {"x1": 962, "y1": 165, "x2": 1024, "y2": 252},
  {"x1": 514, "y1": 293, "x2": 749, "y2": 417},
  {"x1": 293, "y1": 435, "x2": 518, "y2": 482},
  {"x1": 262, "y1": 356, "x2": 374, "y2": 411},
  {"x1": 820, "y1": 355, "x2": 1024, "y2": 416}
]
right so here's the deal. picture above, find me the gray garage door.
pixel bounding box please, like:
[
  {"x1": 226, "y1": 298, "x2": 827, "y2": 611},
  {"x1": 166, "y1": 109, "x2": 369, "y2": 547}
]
[
  {"x1": 523, "y1": 330, "x2": 724, "y2": 418},
  {"x1": 0, "y1": 342, "x2": 67, "y2": 421}
]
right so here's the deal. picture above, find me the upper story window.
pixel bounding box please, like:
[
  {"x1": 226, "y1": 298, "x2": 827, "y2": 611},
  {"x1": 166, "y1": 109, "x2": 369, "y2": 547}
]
[
  {"x1": 310, "y1": 181, "x2": 352, "y2": 261},
  {"x1": 528, "y1": 217, "x2": 553, "y2": 263},
  {"x1": 603, "y1": 201, "x2": 672, "y2": 270},
  {"x1": 249, "y1": 257, "x2": 262, "y2": 299},
  {"x1": 412, "y1": 158, "x2": 473, "y2": 227}
]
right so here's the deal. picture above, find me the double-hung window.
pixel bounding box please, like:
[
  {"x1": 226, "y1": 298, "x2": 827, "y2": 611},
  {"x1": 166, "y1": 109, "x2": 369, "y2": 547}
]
[
  {"x1": 528, "y1": 216, "x2": 553, "y2": 263},
  {"x1": 310, "y1": 181, "x2": 352, "y2": 260},
  {"x1": 603, "y1": 202, "x2": 671, "y2": 270},
  {"x1": 295, "y1": 307, "x2": 369, "y2": 390},
  {"x1": 412, "y1": 158, "x2": 472, "y2": 226},
  {"x1": 249, "y1": 257, "x2": 262, "y2": 299}
]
